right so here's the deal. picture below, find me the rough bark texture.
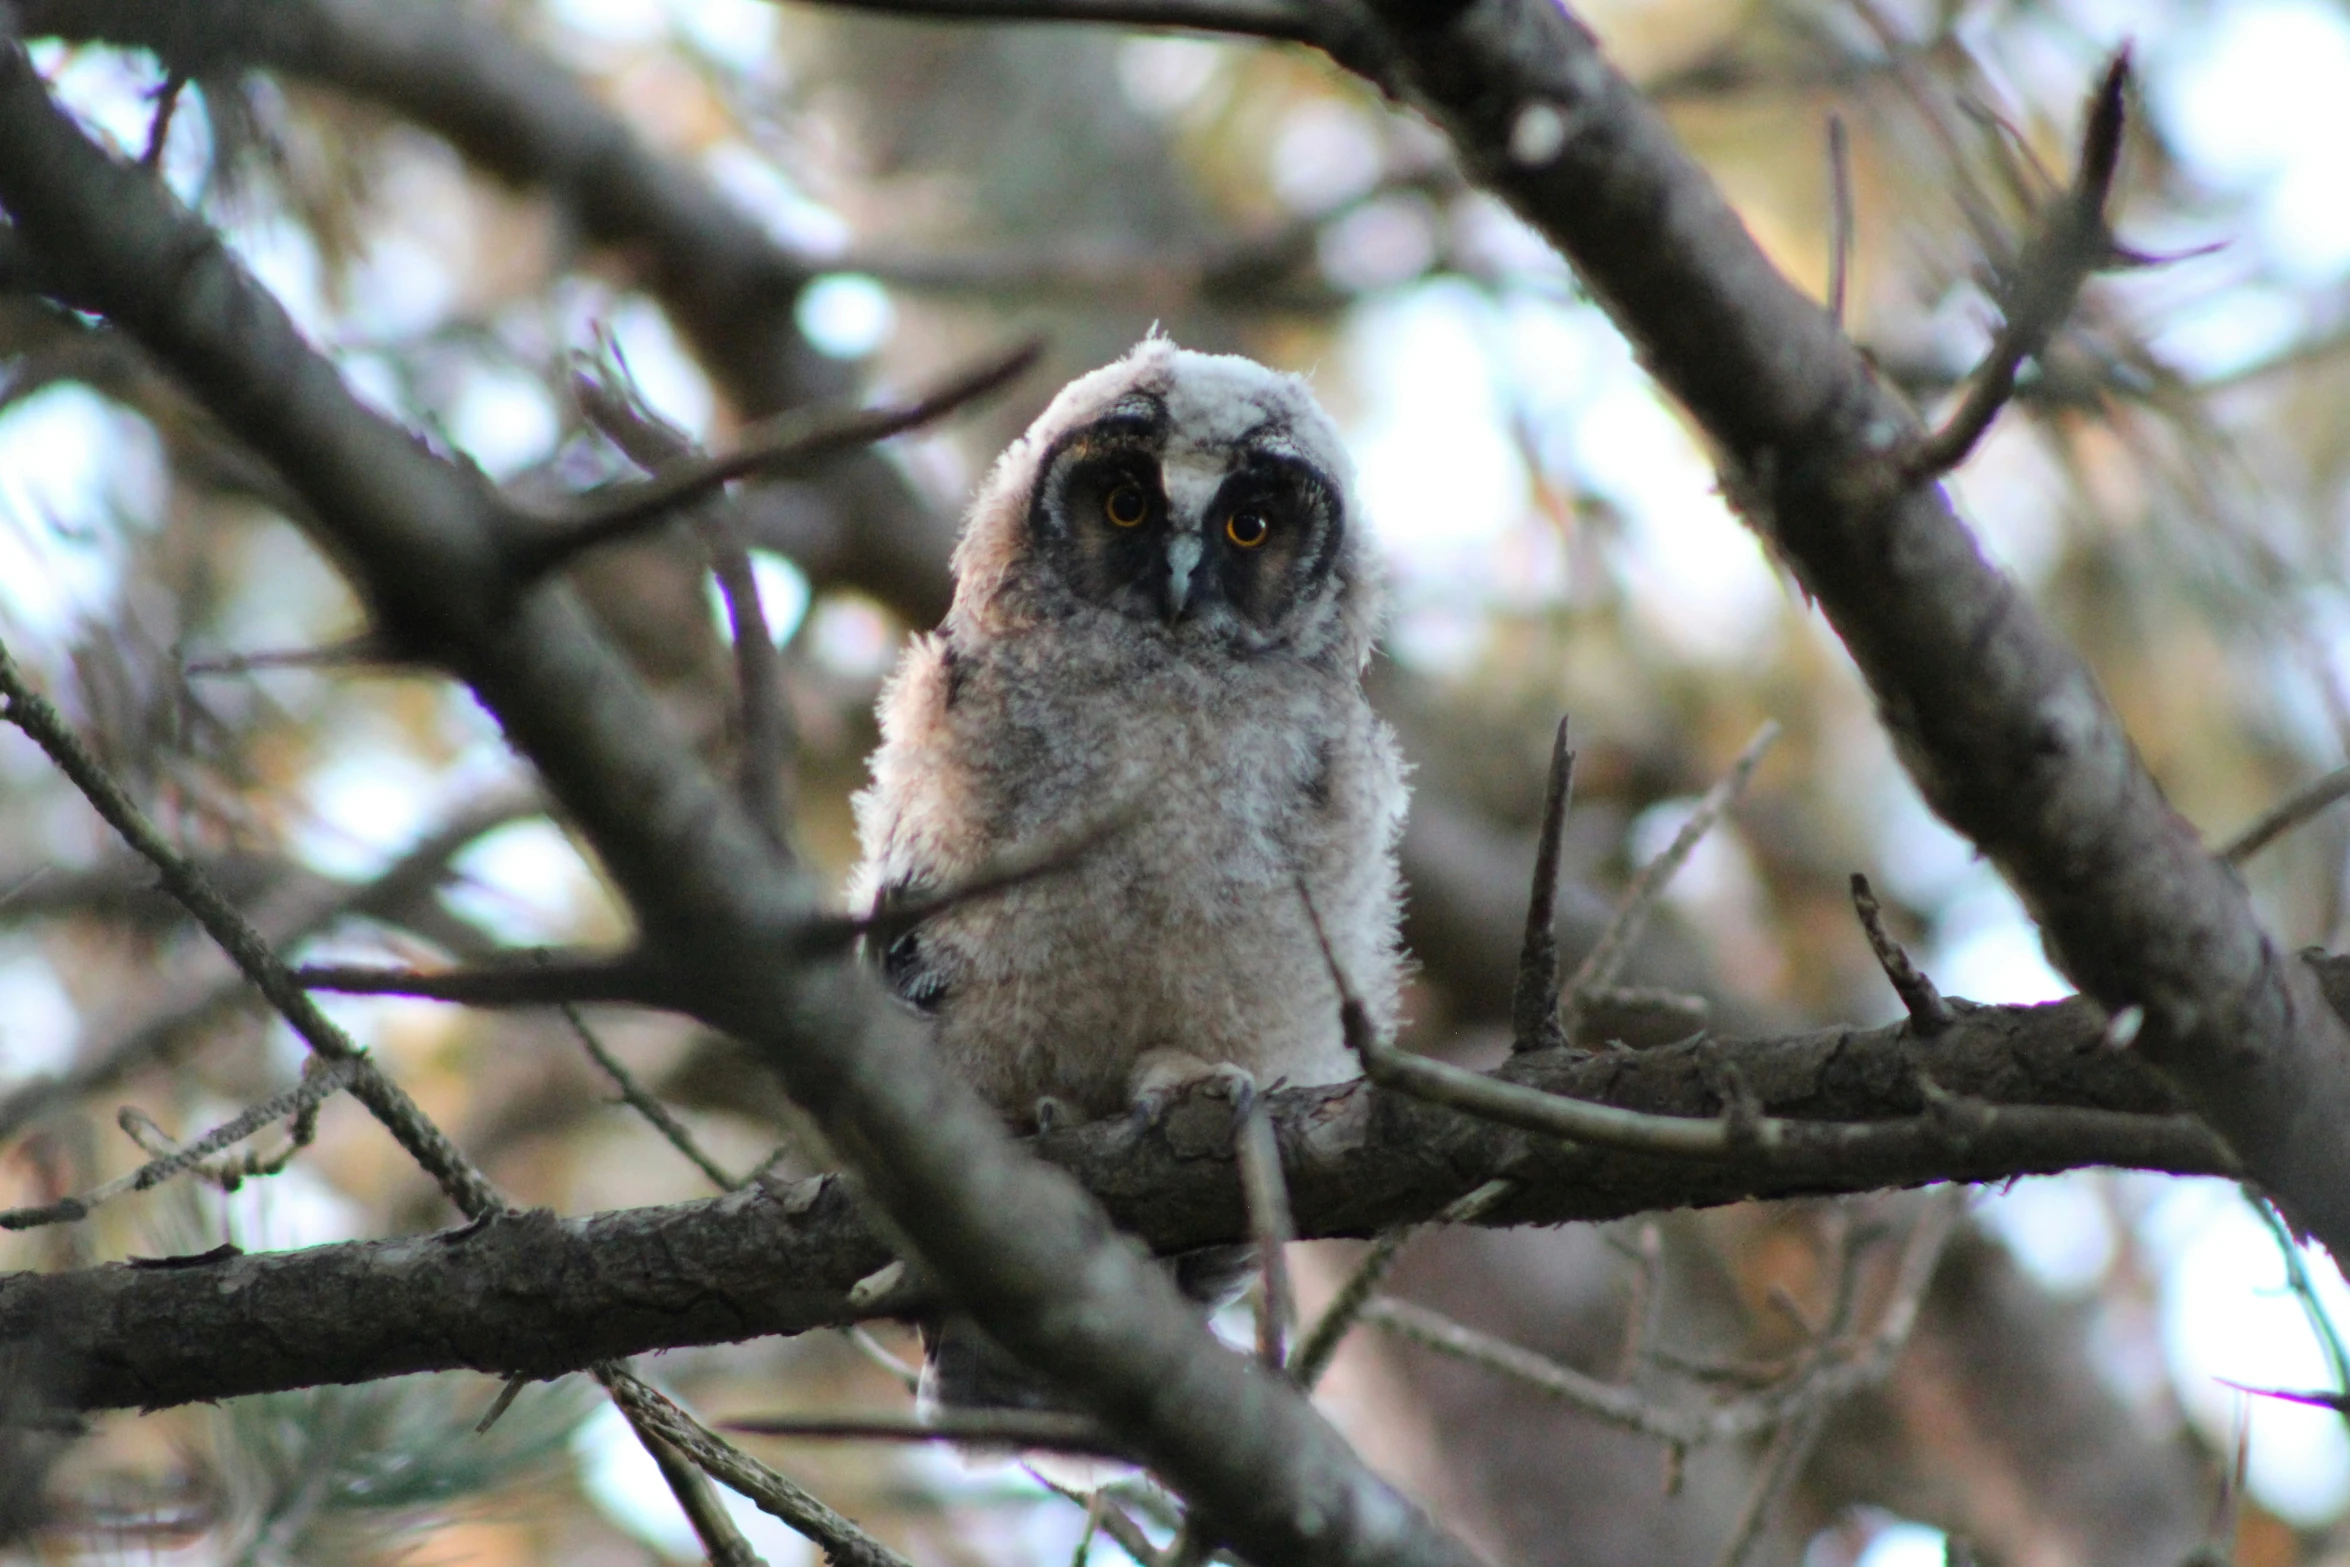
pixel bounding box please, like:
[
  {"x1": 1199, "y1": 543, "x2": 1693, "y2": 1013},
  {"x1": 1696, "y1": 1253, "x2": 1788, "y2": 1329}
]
[
  {"x1": 1346, "y1": 0, "x2": 2350, "y2": 1259},
  {"x1": 2, "y1": 989, "x2": 2246, "y2": 1414}
]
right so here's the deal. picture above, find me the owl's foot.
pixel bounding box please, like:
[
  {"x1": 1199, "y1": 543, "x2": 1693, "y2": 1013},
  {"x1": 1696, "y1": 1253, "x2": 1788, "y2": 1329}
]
[{"x1": 1127, "y1": 1052, "x2": 1257, "y2": 1124}]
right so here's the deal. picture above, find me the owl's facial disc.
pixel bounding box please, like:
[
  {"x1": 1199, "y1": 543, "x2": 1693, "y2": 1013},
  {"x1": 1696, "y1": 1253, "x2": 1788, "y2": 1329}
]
[{"x1": 1032, "y1": 414, "x2": 1343, "y2": 649}]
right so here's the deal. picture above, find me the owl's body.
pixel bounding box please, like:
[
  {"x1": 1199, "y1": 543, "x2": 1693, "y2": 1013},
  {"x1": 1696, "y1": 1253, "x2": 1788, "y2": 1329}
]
[{"x1": 852, "y1": 338, "x2": 1407, "y2": 1132}]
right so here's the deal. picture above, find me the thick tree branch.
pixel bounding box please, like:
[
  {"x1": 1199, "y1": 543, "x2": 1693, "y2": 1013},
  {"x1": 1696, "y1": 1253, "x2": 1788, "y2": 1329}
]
[
  {"x1": 2, "y1": 983, "x2": 2252, "y2": 1414},
  {"x1": 0, "y1": 44, "x2": 1471, "y2": 1567},
  {"x1": 1321, "y1": 0, "x2": 2350, "y2": 1256}
]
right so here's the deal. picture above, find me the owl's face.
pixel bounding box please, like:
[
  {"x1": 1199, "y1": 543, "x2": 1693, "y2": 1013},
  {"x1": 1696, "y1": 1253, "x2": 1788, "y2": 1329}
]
[{"x1": 948, "y1": 340, "x2": 1377, "y2": 667}]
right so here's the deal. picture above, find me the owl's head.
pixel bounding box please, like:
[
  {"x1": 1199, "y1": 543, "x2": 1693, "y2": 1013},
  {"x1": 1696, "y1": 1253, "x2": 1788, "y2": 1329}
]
[{"x1": 947, "y1": 338, "x2": 1378, "y2": 667}]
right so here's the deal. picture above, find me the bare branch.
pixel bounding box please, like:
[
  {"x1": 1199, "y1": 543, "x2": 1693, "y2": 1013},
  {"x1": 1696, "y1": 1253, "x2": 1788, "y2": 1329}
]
[
  {"x1": 1825, "y1": 112, "x2": 1854, "y2": 329},
  {"x1": 1356, "y1": 1015, "x2": 2220, "y2": 1173},
  {"x1": 2220, "y1": 763, "x2": 2350, "y2": 866},
  {"x1": 0, "y1": 1058, "x2": 357, "y2": 1230},
  {"x1": 1290, "y1": 1178, "x2": 1513, "y2": 1393},
  {"x1": 1903, "y1": 52, "x2": 2131, "y2": 479},
  {"x1": 3, "y1": 980, "x2": 2247, "y2": 1414},
  {"x1": 0, "y1": 641, "x2": 502, "y2": 1221},
  {"x1": 573, "y1": 358, "x2": 797, "y2": 853},
  {"x1": 509, "y1": 341, "x2": 1042, "y2": 586},
  {"x1": 561, "y1": 1003, "x2": 741, "y2": 1192},
  {"x1": 1236, "y1": 1088, "x2": 1297, "y2": 1371},
  {"x1": 1559, "y1": 720, "x2": 1778, "y2": 1043},
  {"x1": 1509, "y1": 716, "x2": 1573, "y2": 1055},
  {"x1": 1849, "y1": 873, "x2": 1953, "y2": 1033},
  {"x1": 726, "y1": 1409, "x2": 1129, "y2": 1456},
  {"x1": 598, "y1": 1365, "x2": 913, "y2": 1567},
  {"x1": 293, "y1": 955, "x2": 664, "y2": 1008},
  {"x1": 1315, "y1": 0, "x2": 2350, "y2": 1257},
  {"x1": 622, "y1": 1398, "x2": 772, "y2": 1567}
]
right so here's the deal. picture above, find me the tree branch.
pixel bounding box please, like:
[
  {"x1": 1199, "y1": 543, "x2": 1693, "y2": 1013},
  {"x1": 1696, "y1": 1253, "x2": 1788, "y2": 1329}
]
[
  {"x1": 1320, "y1": 0, "x2": 2350, "y2": 1258},
  {"x1": 19, "y1": 0, "x2": 960, "y2": 623},
  {"x1": 0, "y1": 643, "x2": 502, "y2": 1221},
  {"x1": 0, "y1": 42, "x2": 1475, "y2": 1567},
  {"x1": 1902, "y1": 54, "x2": 2130, "y2": 479},
  {"x1": 508, "y1": 341, "x2": 1040, "y2": 587},
  {"x1": 3, "y1": 978, "x2": 2257, "y2": 1414}
]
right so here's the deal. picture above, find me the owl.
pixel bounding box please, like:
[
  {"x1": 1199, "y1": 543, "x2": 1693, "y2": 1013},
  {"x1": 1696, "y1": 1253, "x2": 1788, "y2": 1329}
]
[{"x1": 851, "y1": 337, "x2": 1408, "y2": 1144}]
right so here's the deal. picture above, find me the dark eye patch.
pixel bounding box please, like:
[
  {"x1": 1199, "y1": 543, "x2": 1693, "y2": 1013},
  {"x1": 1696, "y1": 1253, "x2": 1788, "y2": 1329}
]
[
  {"x1": 1032, "y1": 440, "x2": 1168, "y2": 609},
  {"x1": 1207, "y1": 455, "x2": 1340, "y2": 631}
]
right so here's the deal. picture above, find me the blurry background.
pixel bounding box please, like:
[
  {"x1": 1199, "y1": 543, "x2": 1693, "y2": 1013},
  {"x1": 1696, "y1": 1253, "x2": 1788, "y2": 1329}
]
[{"x1": 5, "y1": 0, "x2": 2350, "y2": 1560}]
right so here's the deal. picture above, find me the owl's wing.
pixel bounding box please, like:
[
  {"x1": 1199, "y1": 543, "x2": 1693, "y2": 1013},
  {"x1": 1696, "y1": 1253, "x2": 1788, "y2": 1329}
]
[{"x1": 869, "y1": 878, "x2": 952, "y2": 1014}]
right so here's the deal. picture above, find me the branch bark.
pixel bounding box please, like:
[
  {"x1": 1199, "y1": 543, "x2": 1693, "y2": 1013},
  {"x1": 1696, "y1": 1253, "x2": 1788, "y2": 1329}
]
[
  {"x1": 2, "y1": 981, "x2": 2249, "y2": 1414},
  {"x1": 1329, "y1": 0, "x2": 2350, "y2": 1258}
]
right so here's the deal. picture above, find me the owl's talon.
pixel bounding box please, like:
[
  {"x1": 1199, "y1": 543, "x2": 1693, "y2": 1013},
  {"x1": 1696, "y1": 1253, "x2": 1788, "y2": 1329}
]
[
  {"x1": 1032, "y1": 1095, "x2": 1078, "y2": 1134},
  {"x1": 1127, "y1": 1056, "x2": 1258, "y2": 1126}
]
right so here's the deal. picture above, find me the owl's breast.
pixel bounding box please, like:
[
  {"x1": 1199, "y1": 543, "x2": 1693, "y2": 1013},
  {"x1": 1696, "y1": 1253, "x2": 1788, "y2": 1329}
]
[{"x1": 875, "y1": 638, "x2": 1402, "y2": 1125}]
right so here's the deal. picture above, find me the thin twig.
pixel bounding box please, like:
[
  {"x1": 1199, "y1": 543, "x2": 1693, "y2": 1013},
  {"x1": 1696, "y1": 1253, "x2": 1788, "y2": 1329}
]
[
  {"x1": 1904, "y1": 53, "x2": 2130, "y2": 478},
  {"x1": 139, "y1": 73, "x2": 185, "y2": 172},
  {"x1": 295, "y1": 956, "x2": 662, "y2": 1008},
  {"x1": 2220, "y1": 764, "x2": 2350, "y2": 866},
  {"x1": 621, "y1": 1396, "x2": 770, "y2": 1567},
  {"x1": 181, "y1": 635, "x2": 400, "y2": 677},
  {"x1": 1289, "y1": 1178, "x2": 1514, "y2": 1392},
  {"x1": 599, "y1": 1366, "x2": 913, "y2": 1567},
  {"x1": 1826, "y1": 112, "x2": 1854, "y2": 328},
  {"x1": 1025, "y1": 1469, "x2": 1168, "y2": 1567},
  {"x1": 1236, "y1": 1087, "x2": 1297, "y2": 1371},
  {"x1": 1510, "y1": 716, "x2": 1574, "y2": 1054},
  {"x1": 0, "y1": 640, "x2": 502, "y2": 1219},
  {"x1": 1365, "y1": 1191, "x2": 1958, "y2": 1449},
  {"x1": 1613, "y1": 1220, "x2": 1664, "y2": 1383},
  {"x1": 1302, "y1": 862, "x2": 2230, "y2": 1172},
  {"x1": 561, "y1": 1002, "x2": 740, "y2": 1192},
  {"x1": 1365, "y1": 1295, "x2": 1710, "y2": 1442},
  {"x1": 845, "y1": 1326, "x2": 922, "y2": 1393},
  {"x1": 1850, "y1": 873, "x2": 1954, "y2": 1033},
  {"x1": 573, "y1": 356, "x2": 797, "y2": 853},
  {"x1": 1711, "y1": 1401, "x2": 1828, "y2": 1567},
  {"x1": 723, "y1": 1408, "x2": 1129, "y2": 1458},
  {"x1": 1560, "y1": 721, "x2": 1779, "y2": 1043},
  {"x1": 0, "y1": 788, "x2": 535, "y2": 1143},
  {"x1": 511, "y1": 341, "x2": 1041, "y2": 585},
  {"x1": 474, "y1": 1374, "x2": 528, "y2": 1435},
  {"x1": 2251, "y1": 1198, "x2": 2350, "y2": 1434},
  {"x1": 0, "y1": 1059, "x2": 357, "y2": 1229}
]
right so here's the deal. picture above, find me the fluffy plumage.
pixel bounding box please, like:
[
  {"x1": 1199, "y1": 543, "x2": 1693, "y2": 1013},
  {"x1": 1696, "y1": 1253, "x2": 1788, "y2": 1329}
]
[{"x1": 851, "y1": 337, "x2": 1409, "y2": 1133}]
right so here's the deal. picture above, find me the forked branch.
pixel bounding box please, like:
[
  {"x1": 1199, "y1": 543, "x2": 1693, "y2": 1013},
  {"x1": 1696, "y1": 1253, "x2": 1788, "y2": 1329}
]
[
  {"x1": 508, "y1": 341, "x2": 1041, "y2": 586},
  {"x1": 1904, "y1": 53, "x2": 2131, "y2": 478}
]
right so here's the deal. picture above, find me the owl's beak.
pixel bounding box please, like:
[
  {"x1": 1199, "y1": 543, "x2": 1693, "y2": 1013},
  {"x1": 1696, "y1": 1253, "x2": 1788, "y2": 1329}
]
[{"x1": 1161, "y1": 530, "x2": 1205, "y2": 625}]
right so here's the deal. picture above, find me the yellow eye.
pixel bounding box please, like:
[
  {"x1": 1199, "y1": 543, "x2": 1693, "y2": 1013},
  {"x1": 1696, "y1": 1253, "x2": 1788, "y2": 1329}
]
[
  {"x1": 1226, "y1": 511, "x2": 1269, "y2": 548},
  {"x1": 1104, "y1": 483, "x2": 1148, "y2": 528}
]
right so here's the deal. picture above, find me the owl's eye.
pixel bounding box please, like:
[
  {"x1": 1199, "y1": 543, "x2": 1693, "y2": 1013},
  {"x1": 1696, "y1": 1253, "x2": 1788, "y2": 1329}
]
[
  {"x1": 1104, "y1": 483, "x2": 1148, "y2": 528},
  {"x1": 1226, "y1": 511, "x2": 1270, "y2": 549}
]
